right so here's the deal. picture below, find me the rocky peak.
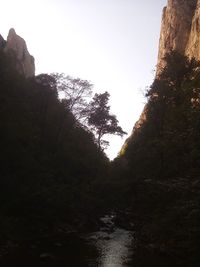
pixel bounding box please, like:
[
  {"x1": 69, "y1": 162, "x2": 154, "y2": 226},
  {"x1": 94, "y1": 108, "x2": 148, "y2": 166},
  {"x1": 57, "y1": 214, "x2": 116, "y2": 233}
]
[
  {"x1": 156, "y1": 0, "x2": 197, "y2": 75},
  {"x1": 0, "y1": 34, "x2": 6, "y2": 49},
  {"x1": 4, "y1": 28, "x2": 35, "y2": 78},
  {"x1": 122, "y1": 0, "x2": 200, "y2": 154}
]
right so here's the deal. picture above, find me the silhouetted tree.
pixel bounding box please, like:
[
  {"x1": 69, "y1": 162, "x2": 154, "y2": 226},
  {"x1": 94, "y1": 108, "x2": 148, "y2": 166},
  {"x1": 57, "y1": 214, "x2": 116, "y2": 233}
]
[
  {"x1": 35, "y1": 73, "x2": 57, "y2": 91},
  {"x1": 0, "y1": 52, "x2": 109, "y2": 240},
  {"x1": 52, "y1": 73, "x2": 93, "y2": 125},
  {"x1": 87, "y1": 91, "x2": 127, "y2": 150}
]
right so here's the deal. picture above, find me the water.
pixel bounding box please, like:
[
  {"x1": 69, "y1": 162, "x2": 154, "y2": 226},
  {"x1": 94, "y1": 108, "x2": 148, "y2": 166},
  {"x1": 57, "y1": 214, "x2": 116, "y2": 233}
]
[
  {"x1": 0, "y1": 214, "x2": 134, "y2": 267},
  {"x1": 86, "y1": 228, "x2": 133, "y2": 266},
  {"x1": 85, "y1": 214, "x2": 134, "y2": 267}
]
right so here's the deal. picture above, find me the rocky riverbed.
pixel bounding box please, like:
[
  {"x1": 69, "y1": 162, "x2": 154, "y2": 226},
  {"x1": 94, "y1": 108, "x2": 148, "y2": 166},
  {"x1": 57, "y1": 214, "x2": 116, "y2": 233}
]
[{"x1": 0, "y1": 214, "x2": 134, "y2": 267}]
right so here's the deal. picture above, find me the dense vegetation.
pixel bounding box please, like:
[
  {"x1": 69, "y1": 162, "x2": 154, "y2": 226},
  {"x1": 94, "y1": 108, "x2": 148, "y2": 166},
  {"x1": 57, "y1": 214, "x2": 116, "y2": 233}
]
[
  {"x1": 0, "y1": 50, "x2": 110, "y2": 244},
  {"x1": 114, "y1": 52, "x2": 200, "y2": 265},
  {"x1": 1, "y1": 46, "x2": 200, "y2": 266}
]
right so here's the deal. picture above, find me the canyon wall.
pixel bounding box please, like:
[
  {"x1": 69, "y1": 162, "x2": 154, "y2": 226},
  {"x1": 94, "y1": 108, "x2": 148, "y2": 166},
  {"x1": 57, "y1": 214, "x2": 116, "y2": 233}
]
[
  {"x1": 157, "y1": 0, "x2": 200, "y2": 74},
  {"x1": 157, "y1": 0, "x2": 198, "y2": 74},
  {"x1": 121, "y1": 0, "x2": 200, "y2": 155},
  {"x1": 186, "y1": 0, "x2": 200, "y2": 60}
]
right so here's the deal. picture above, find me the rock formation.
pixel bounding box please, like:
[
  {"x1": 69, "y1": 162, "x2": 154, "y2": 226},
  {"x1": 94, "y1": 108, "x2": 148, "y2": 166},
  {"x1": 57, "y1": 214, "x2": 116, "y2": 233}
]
[
  {"x1": 0, "y1": 34, "x2": 6, "y2": 49},
  {"x1": 120, "y1": 104, "x2": 148, "y2": 155},
  {"x1": 157, "y1": 0, "x2": 197, "y2": 75},
  {"x1": 122, "y1": 0, "x2": 200, "y2": 154},
  {"x1": 1, "y1": 28, "x2": 35, "y2": 78},
  {"x1": 186, "y1": 0, "x2": 200, "y2": 60}
]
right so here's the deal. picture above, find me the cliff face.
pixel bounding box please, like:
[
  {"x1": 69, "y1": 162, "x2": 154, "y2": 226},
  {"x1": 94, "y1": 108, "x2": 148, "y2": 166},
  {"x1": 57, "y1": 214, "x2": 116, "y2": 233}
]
[
  {"x1": 1, "y1": 28, "x2": 35, "y2": 78},
  {"x1": 121, "y1": 0, "x2": 200, "y2": 155},
  {"x1": 186, "y1": 0, "x2": 200, "y2": 60},
  {"x1": 157, "y1": 0, "x2": 197, "y2": 74},
  {"x1": 0, "y1": 34, "x2": 6, "y2": 49},
  {"x1": 120, "y1": 104, "x2": 148, "y2": 155}
]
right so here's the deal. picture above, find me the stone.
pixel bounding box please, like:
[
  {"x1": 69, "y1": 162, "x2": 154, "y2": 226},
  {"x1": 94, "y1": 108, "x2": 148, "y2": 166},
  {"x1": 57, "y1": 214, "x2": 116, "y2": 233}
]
[
  {"x1": 4, "y1": 28, "x2": 35, "y2": 77},
  {"x1": 120, "y1": 104, "x2": 148, "y2": 156},
  {"x1": 0, "y1": 34, "x2": 5, "y2": 49},
  {"x1": 156, "y1": 0, "x2": 197, "y2": 75},
  {"x1": 39, "y1": 253, "x2": 53, "y2": 259},
  {"x1": 122, "y1": 0, "x2": 200, "y2": 152},
  {"x1": 186, "y1": 0, "x2": 200, "y2": 60}
]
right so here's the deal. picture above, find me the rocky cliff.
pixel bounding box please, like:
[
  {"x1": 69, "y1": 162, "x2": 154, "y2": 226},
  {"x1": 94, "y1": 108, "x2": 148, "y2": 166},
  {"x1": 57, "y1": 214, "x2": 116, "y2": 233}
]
[
  {"x1": 186, "y1": 0, "x2": 200, "y2": 60},
  {"x1": 1, "y1": 28, "x2": 35, "y2": 78},
  {"x1": 121, "y1": 0, "x2": 200, "y2": 155},
  {"x1": 157, "y1": 0, "x2": 200, "y2": 74},
  {"x1": 120, "y1": 104, "x2": 148, "y2": 155}
]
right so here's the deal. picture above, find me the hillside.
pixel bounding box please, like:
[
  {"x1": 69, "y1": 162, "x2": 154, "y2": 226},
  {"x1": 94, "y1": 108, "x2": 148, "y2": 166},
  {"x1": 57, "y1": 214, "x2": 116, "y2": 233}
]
[
  {"x1": 0, "y1": 43, "x2": 109, "y2": 245},
  {"x1": 115, "y1": 1, "x2": 200, "y2": 265}
]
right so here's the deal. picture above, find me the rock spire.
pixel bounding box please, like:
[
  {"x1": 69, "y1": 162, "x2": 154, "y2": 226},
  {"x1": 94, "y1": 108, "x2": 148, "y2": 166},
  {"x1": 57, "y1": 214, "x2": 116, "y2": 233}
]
[{"x1": 1, "y1": 28, "x2": 35, "y2": 78}]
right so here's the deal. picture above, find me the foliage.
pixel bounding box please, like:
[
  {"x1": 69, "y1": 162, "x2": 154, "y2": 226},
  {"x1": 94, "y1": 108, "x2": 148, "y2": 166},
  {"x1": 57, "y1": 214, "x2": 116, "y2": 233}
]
[
  {"x1": 0, "y1": 51, "x2": 109, "y2": 241},
  {"x1": 52, "y1": 73, "x2": 93, "y2": 125},
  {"x1": 122, "y1": 51, "x2": 200, "y2": 179},
  {"x1": 87, "y1": 91, "x2": 127, "y2": 150},
  {"x1": 51, "y1": 74, "x2": 126, "y2": 150},
  {"x1": 112, "y1": 51, "x2": 200, "y2": 264}
]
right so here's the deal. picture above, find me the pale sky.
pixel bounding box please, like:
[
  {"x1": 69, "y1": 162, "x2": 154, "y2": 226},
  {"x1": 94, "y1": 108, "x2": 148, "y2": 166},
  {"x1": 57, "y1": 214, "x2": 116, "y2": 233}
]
[{"x1": 1, "y1": 0, "x2": 167, "y2": 159}]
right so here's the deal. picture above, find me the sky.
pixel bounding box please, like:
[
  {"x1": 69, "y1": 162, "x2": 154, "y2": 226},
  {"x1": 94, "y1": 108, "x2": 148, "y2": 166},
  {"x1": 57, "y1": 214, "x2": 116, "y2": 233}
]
[{"x1": 1, "y1": 0, "x2": 167, "y2": 159}]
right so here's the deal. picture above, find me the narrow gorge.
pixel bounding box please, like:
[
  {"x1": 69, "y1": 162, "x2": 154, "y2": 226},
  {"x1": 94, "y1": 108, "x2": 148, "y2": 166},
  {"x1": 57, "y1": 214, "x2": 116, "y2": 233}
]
[{"x1": 1, "y1": 0, "x2": 200, "y2": 266}]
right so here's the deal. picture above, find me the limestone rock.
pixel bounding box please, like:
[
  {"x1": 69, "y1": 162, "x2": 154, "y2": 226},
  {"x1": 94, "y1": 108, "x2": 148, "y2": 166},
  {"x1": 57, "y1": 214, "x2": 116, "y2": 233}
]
[
  {"x1": 186, "y1": 0, "x2": 200, "y2": 60},
  {"x1": 122, "y1": 0, "x2": 200, "y2": 154},
  {"x1": 130, "y1": 104, "x2": 148, "y2": 135},
  {"x1": 120, "y1": 104, "x2": 148, "y2": 156},
  {"x1": 4, "y1": 28, "x2": 35, "y2": 78},
  {"x1": 0, "y1": 34, "x2": 5, "y2": 49},
  {"x1": 156, "y1": 0, "x2": 197, "y2": 75}
]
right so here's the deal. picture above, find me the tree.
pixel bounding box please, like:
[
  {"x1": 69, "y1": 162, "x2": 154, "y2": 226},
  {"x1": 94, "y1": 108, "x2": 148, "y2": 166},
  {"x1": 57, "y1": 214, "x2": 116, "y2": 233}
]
[
  {"x1": 87, "y1": 91, "x2": 127, "y2": 150},
  {"x1": 159, "y1": 51, "x2": 199, "y2": 87},
  {"x1": 52, "y1": 73, "x2": 93, "y2": 125},
  {"x1": 35, "y1": 74, "x2": 57, "y2": 91}
]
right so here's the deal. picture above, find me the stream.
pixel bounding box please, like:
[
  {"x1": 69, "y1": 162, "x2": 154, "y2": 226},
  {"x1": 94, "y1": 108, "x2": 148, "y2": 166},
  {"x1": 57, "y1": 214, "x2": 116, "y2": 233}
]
[
  {"x1": 0, "y1": 214, "x2": 134, "y2": 267},
  {"x1": 84, "y1": 214, "x2": 134, "y2": 267}
]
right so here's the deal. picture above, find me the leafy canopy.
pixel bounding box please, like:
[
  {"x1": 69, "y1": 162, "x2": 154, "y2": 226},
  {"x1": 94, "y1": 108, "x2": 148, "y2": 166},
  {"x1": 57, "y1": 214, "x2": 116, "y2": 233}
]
[
  {"x1": 51, "y1": 73, "x2": 127, "y2": 150},
  {"x1": 51, "y1": 73, "x2": 93, "y2": 125},
  {"x1": 87, "y1": 91, "x2": 127, "y2": 150}
]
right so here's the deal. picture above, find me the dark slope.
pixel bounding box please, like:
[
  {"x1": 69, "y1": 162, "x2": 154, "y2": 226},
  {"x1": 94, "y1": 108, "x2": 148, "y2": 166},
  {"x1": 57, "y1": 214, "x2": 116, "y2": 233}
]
[
  {"x1": 0, "y1": 51, "x2": 109, "y2": 244},
  {"x1": 113, "y1": 52, "x2": 200, "y2": 266}
]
